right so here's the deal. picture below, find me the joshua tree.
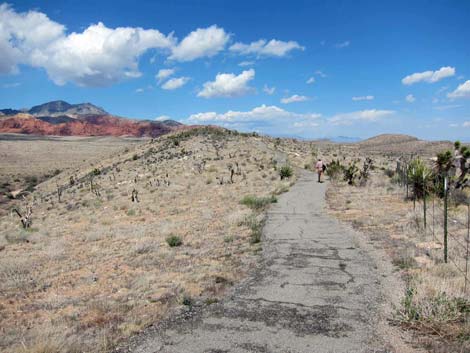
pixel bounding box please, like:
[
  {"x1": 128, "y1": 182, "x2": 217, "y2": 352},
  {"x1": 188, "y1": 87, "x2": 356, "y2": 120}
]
[
  {"x1": 13, "y1": 196, "x2": 33, "y2": 228},
  {"x1": 131, "y1": 188, "x2": 139, "y2": 202},
  {"x1": 343, "y1": 162, "x2": 359, "y2": 185}
]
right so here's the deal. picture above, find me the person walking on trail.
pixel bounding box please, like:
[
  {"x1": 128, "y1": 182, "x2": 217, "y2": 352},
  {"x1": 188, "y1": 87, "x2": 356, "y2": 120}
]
[{"x1": 315, "y1": 159, "x2": 324, "y2": 183}]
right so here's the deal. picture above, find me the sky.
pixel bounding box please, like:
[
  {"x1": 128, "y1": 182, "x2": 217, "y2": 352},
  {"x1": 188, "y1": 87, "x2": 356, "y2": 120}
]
[{"x1": 0, "y1": 0, "x2": 469, "y2": 141}]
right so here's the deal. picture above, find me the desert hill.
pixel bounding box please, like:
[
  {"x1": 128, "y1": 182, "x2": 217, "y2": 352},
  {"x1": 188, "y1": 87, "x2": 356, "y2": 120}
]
[
  {"x1": 0, "y1": 127, "x2": 294, "y2": 352},
  {"x1": 358, "y1": 133, "x2": 453, "y2": 156},
  {"x1": 0, "y1": 100, "x2": 184, "y2": 137}
]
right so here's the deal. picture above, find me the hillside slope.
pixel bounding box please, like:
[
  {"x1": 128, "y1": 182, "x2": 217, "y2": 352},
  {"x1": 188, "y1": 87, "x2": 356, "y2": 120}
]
[{"x1": 0, "y1": 127, "x2": 293, "y2": 353}]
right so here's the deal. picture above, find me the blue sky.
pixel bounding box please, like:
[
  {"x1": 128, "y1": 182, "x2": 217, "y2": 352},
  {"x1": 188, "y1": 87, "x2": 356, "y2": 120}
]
[{"x1": 1, "y1": 0, "x2": 469, "y2": 140}]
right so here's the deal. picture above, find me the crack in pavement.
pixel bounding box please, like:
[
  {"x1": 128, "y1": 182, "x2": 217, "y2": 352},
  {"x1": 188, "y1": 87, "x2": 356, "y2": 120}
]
[{"x1": 115, "y1": 170, "x2": 391, "y2": 353}]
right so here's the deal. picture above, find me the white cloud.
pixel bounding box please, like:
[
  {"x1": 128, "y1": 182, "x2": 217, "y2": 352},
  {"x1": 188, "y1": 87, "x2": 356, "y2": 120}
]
[
  {"x1": 229, "y1": 39, "x2": 304, "y2": 57},
  {"x1": 306, "y1": 77, "x2": 315, "y2": 84},
  {"x1": 135, "y1": 88, "x2": 144, "y2": 93},
  {"x1": 197, "y1": 69, "x2": 255, "y2": 98},
  {"x1": 402, "y1": 66, "x2": 456, "y2": 85},
  {"x1": 335, "y1": 41, "x2": 350, "y2": 48},
  {"x1": 405, "y1": 94, "x2": 416, "y2": 103},
  {"x1": 463, "y1": 121, "x2": 470, "y2": 127},
  {"x1": 169, "y1": 25, "x2": 229, "y2": 62},
  {"x1": 315, "y1": 70, "x2": 327, "y2": 78},
  {"x1": 238, "y1": 61, "x2": 254, "y2": 67},
  {"x1": 352, "y1": 95, "x2": 374, "y2": 101},
  {"x1": 447, "y1": 80, "x2": 470, "y2": 100},
  {"x1": 187, "y1": 104, "x2": 321, "y2": 123},
  {"x1": 156, "y1": 68, "x2": 175, "y2": 82},
  {"x1": 329, "y1": 109, "x2": 394, "y2": 125},
  {"x1": 161, "y1": 76, "x2": 190, "y2": 90},
  {"x1": 263, "y1": 84, "x2": 275, "y2": 95},
  {"x1": 281, "y1": 94, "x2": 309, "y2": 104},
  {"x1": 0, "y1": 4, "x2": 176, "y2": 86}
]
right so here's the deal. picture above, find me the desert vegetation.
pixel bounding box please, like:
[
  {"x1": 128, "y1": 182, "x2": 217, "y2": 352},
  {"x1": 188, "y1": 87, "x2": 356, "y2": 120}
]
[
  {"x1": 0, "y1": 127, "x2": 294, "y2": 353},
  {"x1": 325, "y1": 138, "x2": 470, "y2": 352}
]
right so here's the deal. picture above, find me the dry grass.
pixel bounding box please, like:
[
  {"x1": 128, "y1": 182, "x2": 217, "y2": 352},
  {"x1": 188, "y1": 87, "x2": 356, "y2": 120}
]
[
  {"x1": 0, "y1": 134, "x2": 141, "y2": 214},
  {"x1": 0, "y1": 128, "x2": 295, "y2": 353},
  {"x1": 326, "y1": 167, "x2": 470, "y2": 352}
]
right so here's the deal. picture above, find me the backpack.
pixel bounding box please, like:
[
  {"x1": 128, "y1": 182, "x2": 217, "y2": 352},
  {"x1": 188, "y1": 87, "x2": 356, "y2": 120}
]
[{"x1": 322, "y1": 164, "x2": 327, "y2": 172}]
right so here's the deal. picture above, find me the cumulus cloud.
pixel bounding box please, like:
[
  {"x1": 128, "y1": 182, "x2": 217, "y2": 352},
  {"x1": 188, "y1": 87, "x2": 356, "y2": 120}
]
[
  {"x1": 161, "y1": 76, "x2": 190, "y2": 90},
  {"x1": 187, "y1": 104, "x2": 320, "y2": 123},
  {"x1": 463, "y1": 121, "x2": 470, "y2": 127},
  {"x1": 263, "y1": 84, "x2": 275, "y2": 95},
  {"x1": 169, "y1": 25, "x2": 229, "y2": 62},
  {"x1": 306, "y1": 77, "x2": 315, "y2": 84},
  {"x1": 197, "y1": 69, "x2": 255, "y2": 98},
  {"x1": 229, "y1": 39, "x2": 304, "y2": 57},
  {"x1": 447, "y1": 80, "x2": 470, "y2": 100},
  {"x1": 0, "y1": 4, "x2": 176, "y2": 86},
  {"x1": 281, "y1": 94, "x2": 309, "y2": 104},
  {"x1": 352, "y1": 95, "x2": 374, "y2": 101},
  {"x1": 405, "y1": 94, "x2": 416, "y2": 103},
  {"x1": 329, "y1": 109, "x2": 394, "y2": 125},
  {"x1": 402, "y1": 66, "x2": 456, "y2": 85},
  {"x1": 156, "y1": 68, "x2": 175, "y2": 82}
]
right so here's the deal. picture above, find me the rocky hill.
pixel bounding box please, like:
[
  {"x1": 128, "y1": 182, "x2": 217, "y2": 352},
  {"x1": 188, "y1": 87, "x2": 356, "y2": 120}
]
[
  {"x1": 358, "y1": 133, "x2": 453, "y2": 156},
  {"x1": 0, "y1": 101, "x2": 184, "y2": 137}
]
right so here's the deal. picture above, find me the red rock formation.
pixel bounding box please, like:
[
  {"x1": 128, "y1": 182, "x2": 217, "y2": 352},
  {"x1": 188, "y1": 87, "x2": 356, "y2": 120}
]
[{"x1": 0, "y1": 114, "x2": 186, "y2": 137}]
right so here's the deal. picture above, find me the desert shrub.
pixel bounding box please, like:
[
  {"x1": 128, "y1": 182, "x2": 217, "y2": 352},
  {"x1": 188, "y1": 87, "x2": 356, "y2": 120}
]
[
  {"x1": 279, "y1": 165, "x2": 293, "y2": 180},
  {"x1": 449, "y1": 188, "x2": 469, "y2": 206},
  {"x1": 398, "y1": 287, "x2": 470, "y2": 325},
  {"x1": 182, "y1": 295, "x2": 193, "y2": 306},
  {"x1": 166, "y1": 235, "x2": 182, "y2": 247},
  {"x1": 240, "y1": 214, "x2": 264, "y2": 244},
  {"x1": 384, "y1": 168, "x2": 395, "y2": 178},
  {"x1": 92, "y1": 168, "x2": 101, "y2": 176},
  {"x1": 343, "y1": 162, "x2": 359, "y2": 185},
  {"x1": 359, "y1": 157, "x2": 374, "y2": 186},
  {"x1": 132, "y1": 154, "x2": 139, "y2": 160},
  {"x1": 326, "y1": 159, "x2": 343, "y2": 180},
  {"x1": 240, "y1": 195, "x2": 277, "y2": 210}
]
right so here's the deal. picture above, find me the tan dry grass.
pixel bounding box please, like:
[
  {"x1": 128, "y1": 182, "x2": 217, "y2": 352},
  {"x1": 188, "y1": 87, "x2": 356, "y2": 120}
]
[{"x1": 0, "y1": 129, "x2": 294, "y2": 353}]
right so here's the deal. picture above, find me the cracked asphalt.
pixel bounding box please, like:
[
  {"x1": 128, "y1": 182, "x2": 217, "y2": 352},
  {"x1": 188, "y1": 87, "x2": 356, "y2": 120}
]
[{"x1": 117, "y1": 170, "x2": 392, "y2": 353}]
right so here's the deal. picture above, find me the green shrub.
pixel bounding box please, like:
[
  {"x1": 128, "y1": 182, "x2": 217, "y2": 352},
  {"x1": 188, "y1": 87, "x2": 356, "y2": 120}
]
[
  {"x1": 240, "y1": 195, "x2": 277, "y2": 210},
  {"x1": 240, "y1": 214, "x2": 264, "y2": 244},
  {"x1": 326, "y1": 159, "x2": 343, "y2": 180},
  {"x1": 181, "y1": 295, "x2": 193, "y2": 306},
  {"x1": 279, "y1": 165, "x2": 293, "y2": 180},
  {"x1": 166, "y1": 235, "x2": 182, "y2": 247}
]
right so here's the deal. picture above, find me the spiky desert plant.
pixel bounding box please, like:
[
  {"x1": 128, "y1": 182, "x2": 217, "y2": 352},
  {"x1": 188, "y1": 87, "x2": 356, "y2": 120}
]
[
  {"x1": 343, "y1": 162, "x2": 359, "y2": 185},
  {"x1": 407, "y1": 158, "x2": 433, "y2": 199}
]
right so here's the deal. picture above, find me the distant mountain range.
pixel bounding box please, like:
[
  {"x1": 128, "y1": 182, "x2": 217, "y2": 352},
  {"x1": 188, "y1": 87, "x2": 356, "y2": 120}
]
[{"x1": 0, "y1": 100, "x2": 186, "y2": 137}]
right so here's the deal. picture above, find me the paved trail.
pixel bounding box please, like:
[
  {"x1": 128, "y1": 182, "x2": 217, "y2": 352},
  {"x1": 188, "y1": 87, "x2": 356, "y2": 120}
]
[{"x1": 121, "y1": 170, "x2": 392, "y2": 353}]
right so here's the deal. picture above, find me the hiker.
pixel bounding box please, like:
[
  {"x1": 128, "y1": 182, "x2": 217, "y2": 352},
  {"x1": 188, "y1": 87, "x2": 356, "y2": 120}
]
[{"x1": 315, "y1": 159, "x2": 324, "y2": 183}]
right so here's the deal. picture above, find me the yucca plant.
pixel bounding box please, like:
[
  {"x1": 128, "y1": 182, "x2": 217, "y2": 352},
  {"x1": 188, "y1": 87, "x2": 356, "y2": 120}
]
[{"x1": 407, "y1": 158, "x2": 433, "y2": 199}]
